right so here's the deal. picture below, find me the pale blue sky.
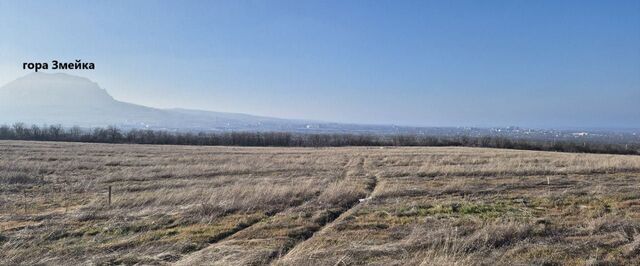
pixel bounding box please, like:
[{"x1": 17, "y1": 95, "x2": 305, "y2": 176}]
[{"x1": 1, "y1": 0, "x2": 638, "y2": 128}]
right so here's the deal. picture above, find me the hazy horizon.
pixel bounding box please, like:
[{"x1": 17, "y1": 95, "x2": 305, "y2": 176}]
[{"x1": 1, "y1": 1, "x2": 639, "y2": 128}]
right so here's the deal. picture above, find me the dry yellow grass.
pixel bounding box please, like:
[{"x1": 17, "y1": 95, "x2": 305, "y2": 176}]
[{"x1": 1, "y1": 141, "x2": 639, "y2": 265}]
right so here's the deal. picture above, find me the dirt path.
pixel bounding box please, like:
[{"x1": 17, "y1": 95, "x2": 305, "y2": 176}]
[
  {"x1": 268, "y1": 157, "x2": 380, "y2": 265},
  {"x1": 174, "y1": 156, "x2": 361, "y2": 265},
  {"x1": 175, "y1": 156, "x2": 378, "y2": 265}
]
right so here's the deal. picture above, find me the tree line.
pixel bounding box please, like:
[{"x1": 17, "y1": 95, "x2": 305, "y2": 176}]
[{"x1": 0, "y1": 123, "x2": 638, "y2": 155}]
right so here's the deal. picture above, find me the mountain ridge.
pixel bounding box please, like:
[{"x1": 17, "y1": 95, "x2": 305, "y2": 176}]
[{"x1": 0, "y1": 73, "x2": 399, "y2": 132}]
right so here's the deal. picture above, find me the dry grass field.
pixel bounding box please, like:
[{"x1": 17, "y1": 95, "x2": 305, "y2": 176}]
[{"x1": 1, "y1": 140, "x2": 640, "y2": 265}]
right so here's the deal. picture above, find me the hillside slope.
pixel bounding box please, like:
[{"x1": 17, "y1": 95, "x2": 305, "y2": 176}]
[{"x1": 0, "y1": 73, "x2": 317, "y2": 131}]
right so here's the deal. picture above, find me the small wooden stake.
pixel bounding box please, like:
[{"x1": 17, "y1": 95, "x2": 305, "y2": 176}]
[{"x1": 108, "y1": 186, "x2": 112, "y2": 206}]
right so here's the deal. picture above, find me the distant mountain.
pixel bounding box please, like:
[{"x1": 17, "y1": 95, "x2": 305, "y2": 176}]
[
  {"x1": 0, "y1": 73, "x2": 401, "y2": 132},
  {"x1": 3, "y1": 73, "x2": 636, "y2": 141}
]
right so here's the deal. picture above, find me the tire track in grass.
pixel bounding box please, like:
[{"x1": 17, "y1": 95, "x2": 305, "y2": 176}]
[
  {"x1": 174, "y1": 195, "x2": 318, "y2": 265},
  {"x1": 174, "y1": 157, "x2": 355, "y2": 265},
  {"x1": 266, "y1": 156, "x2": 379, "y2": 265}
]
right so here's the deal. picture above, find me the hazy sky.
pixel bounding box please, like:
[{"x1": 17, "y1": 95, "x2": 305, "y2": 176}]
[{"x1": 1, "y1": 0, "x2": 638, "y2": 128}]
